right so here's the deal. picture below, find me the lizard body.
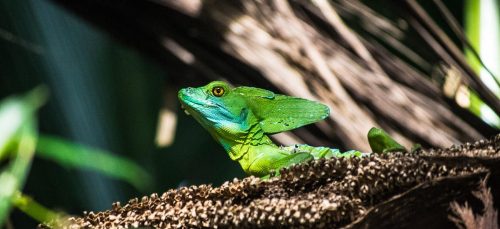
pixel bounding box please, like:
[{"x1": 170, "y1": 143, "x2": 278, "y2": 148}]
[{"x1": 178, "y1": 81, "x2": 403, "y2": 177}]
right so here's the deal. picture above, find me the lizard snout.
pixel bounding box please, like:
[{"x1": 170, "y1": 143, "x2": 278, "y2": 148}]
[{"x1": 178, "y1": 87, "x2": 193, "y2": 99}]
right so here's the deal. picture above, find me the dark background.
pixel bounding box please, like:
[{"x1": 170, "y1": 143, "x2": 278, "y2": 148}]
[{"x1": 1, "y1": 1, "x2": 244, "y2": 227}]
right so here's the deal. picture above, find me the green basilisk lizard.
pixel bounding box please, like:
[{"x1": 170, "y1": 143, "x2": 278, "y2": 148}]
[{"x1": 178, "y1": 81, "x2": 406, "y2": 177}]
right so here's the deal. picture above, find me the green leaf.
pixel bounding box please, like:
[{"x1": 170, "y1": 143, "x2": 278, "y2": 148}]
[
  {"x1": 464, "y1": 0, "x2": 481, "y2": 74},
  {"x1": 0, "y1": 87, "x2": 47, "y2": 225},
  {"x1": 36, "y1": 135, "x2": 153, "y2": 191},
  {"x1": 0, "y1": 86, "x2": 47, "y2": 160},
  {"x1": 11, "y1": 191, "x2": 65, "y2": 225}
]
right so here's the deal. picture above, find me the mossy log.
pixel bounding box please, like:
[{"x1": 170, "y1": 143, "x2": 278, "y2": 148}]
[{"x1": 45, "y1": 134, "x2": 500, "y2": 228}]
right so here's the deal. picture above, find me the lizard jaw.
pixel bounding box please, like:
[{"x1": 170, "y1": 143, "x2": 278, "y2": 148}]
[{"x1": 180, "y1": 104, "x2": 191, "y2": 115}]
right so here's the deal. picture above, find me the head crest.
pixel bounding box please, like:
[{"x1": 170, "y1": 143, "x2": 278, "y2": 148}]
[{"x1": 234, "y1": 86, "x2": 330, "y2": 134}]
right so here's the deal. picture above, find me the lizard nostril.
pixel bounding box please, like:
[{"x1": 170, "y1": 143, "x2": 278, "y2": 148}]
[
  {"x1": 182, "y1": 88, "x2": 192, "y2": 94},
  {"x1": 179, "y1": 88, "x2": 192, "y2": 98}
]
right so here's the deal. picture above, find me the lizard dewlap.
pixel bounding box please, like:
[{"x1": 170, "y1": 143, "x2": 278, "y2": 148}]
[{"x1": 178, "y1": 81, "x2": 401, "y2": 177}]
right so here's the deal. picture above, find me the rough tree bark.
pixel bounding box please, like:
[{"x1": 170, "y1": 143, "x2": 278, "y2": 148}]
[
  {"x1": 49, "y1": 0, "x2": 499, "y2": 152},
  {"x1": 44, "y1": 134, "x2": 500, "y2": 228}
]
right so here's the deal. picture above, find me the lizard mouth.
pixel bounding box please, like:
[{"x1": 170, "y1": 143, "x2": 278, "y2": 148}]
[
  {"x1": 180, "y1": 98, "x2": 217, "y2": 116},
  {"x1": 181, "y1": 105, "x2": 191, "y2": 115},
  {"x1": 181, "y1": 95, "x2": 218, "y2": 109},
  {"x1": 180, "y1": 104, "x2": 190, "y2": 115}
]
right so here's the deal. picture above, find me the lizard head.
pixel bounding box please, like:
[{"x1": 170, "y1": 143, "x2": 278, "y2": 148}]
[
  {"x1": 179, "y1": 81, "x2": 330, "y2": 135},
  {"x1": 178, "y1": 81, "x2": 251, "y2": 134}
]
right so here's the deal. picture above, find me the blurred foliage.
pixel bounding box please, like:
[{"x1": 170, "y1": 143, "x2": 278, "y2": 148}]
[
  {"x1": 36, "y1": 135, "x2": 152, "y2": 192},
  {"x1": 0, "y1": 87, "x2": 158, "y2": 226},
  {"x1": 465, "y1": 0, "x2": 481, "y2": 74},
  {"x1": 11, "y1": 192, "x2": 62, "y2": 226},
  {"x1": 0, "y1": 87, "x2": 45, "y2": 225},
  {"x1": 464, "y1": 0, "x2": 500, "y2": 127}
]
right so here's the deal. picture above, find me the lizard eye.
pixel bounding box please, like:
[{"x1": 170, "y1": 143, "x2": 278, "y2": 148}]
[{"x1": 212, "y1": 86, "x2": 225, "y2": 97}]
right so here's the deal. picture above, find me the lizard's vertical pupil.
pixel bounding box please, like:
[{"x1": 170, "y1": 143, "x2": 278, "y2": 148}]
[{"x1": 212, "y1": 87, "x2": 225, "y2": 97}]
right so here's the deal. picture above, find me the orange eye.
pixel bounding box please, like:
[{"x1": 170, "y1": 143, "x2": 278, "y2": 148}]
[{"x1": 212, "y1": 86, "x2": 225, "y2": 97}]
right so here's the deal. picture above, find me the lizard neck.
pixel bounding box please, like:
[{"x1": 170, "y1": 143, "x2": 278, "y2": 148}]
[{"x1": 214, "y1": 122, "x2": 276, "y2": 161}]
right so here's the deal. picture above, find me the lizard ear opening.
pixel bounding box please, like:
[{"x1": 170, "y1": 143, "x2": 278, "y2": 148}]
[{"x1": 234, "y1": 86, "x2": 330, "y2": 134}]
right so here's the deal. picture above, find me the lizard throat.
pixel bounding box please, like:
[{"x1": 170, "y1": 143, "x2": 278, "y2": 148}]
[{"x1": 221, "y1": 123, "x2": 275, "y2": 161}]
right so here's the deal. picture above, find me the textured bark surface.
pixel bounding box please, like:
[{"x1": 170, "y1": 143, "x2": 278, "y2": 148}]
[
  {"x1": 49, "y1": 0, "x2": 498, "y2": 152},
  {"x1": 46, "y1": 134, "x2": 499, "y2": 229}
]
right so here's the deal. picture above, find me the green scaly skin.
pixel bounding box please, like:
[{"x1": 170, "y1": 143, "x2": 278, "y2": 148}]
[{"x1": 178, "y1": 81, "x2": 404, "y2": 177}]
